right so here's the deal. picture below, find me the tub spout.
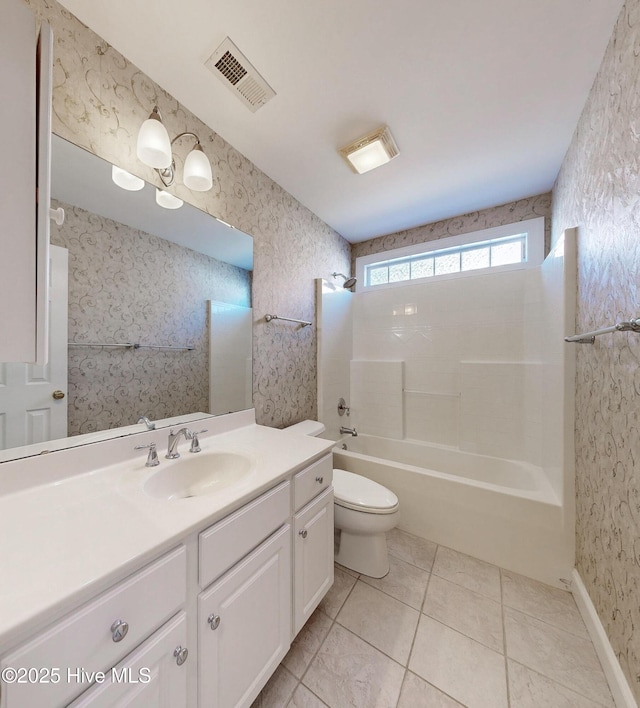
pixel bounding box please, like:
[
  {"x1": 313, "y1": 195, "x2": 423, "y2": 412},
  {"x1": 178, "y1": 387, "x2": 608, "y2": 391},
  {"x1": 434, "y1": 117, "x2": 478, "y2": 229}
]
[{"x1": 340, "y1": 426, "x2": 358, "y2": 437}]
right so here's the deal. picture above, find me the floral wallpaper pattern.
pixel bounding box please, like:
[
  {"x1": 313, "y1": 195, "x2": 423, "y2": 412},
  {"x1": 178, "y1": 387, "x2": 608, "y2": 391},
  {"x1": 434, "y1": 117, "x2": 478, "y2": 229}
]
[
  {"x1": 552, "y1": 0, "x2": 640, "y2": 699},
  {"x1": 51, "y1": 199, "x2": 250, "y2": 435},
  {"x1": 24, "y1": 0, "x2": 351, "y2": 429},
  {"x1": 352, "y1": 193, "x2": 552, "y2": 266}
]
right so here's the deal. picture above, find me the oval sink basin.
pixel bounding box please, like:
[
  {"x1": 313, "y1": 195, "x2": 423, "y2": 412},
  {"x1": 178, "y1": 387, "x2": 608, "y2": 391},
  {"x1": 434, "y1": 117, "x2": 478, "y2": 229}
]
[{"x1": 143, "y1": 452, "x2": 255, "y2": 500}]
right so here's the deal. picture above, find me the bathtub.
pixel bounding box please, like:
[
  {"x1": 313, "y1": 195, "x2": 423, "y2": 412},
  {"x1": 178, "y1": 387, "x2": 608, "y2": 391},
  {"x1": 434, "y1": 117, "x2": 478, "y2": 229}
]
[{"x1": 331, "y1": 435, "x2": 573, "y2": 586}]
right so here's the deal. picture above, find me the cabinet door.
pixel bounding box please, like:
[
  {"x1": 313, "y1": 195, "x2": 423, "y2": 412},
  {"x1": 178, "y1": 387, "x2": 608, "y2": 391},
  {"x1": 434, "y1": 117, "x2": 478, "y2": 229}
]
[
  {"x1": 198, "y1": 524, "x2": 291, "y2": 708},
  {"x1": 294, "y1": 487, "x2": 334, "y2": 635},
  {"x1": 69, "y1": 613, "x2": 188, "y2": 708}
]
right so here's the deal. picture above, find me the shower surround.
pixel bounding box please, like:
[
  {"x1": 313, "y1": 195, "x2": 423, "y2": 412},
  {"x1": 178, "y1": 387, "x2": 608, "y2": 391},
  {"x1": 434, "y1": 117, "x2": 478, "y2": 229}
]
[{"x1": 318, "y1": 229, "x2": 576, "y2": 585}]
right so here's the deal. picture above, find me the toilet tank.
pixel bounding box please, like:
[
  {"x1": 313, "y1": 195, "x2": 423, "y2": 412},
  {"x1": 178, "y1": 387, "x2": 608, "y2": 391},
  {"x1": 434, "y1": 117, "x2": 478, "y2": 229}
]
[{"x1": 283, "y1": 420, "x2": 326, "y2": 437}]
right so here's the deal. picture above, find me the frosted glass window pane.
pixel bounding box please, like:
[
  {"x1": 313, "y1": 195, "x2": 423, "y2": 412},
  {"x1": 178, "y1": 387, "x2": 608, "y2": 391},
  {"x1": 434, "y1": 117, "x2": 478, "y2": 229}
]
[
  {"x1": 461, "y1": 247, "x2": 490, "y2": 271},
  {"x1": 411, "y1": 258, "x2": 434, "y2": 279},
  {"x1": 434, "y1": 253, "x2": 460, "y2": 275},
  {"x1": 491, "y1": 240, "x2": 523, "y2": 266},
  {"x1": 389, "y1": 262, "x2": 410, "y2": 282},
  {"x1": 368, "y1": 266, "x2": 388, "y2": 285}
]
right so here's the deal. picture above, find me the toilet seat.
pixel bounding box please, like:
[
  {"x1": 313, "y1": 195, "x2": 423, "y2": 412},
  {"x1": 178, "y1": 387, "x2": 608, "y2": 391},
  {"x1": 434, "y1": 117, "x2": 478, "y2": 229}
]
[{"x1": 333, "y1": 468, "x2": 399, "y2": 515}]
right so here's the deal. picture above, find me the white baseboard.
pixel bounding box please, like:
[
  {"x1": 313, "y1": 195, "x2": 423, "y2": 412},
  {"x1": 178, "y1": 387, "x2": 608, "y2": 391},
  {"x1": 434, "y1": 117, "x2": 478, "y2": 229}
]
[{"x1": 571, "y1": 569, "x2": 637, "y2": 708}]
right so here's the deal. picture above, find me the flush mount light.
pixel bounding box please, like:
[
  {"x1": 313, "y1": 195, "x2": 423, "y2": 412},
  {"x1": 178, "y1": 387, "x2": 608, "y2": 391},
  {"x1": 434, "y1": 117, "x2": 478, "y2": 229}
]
[
  {"x1": 111, "y1": 165, "x2": 145, "y2": 191},
  {"x1": 137, "y1": 106, "x2": 213, "y2": 191},
  {"x1": 338, "y1": 125, "x2": 399, "y2": 174},
  {"x1": 155, "y1": 189, "x2": 184, "y2": 210}
]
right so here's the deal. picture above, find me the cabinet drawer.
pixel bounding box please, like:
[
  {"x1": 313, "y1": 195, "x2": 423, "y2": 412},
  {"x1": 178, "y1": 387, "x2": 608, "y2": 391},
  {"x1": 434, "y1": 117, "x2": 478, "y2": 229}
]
[
  {"x1": 293, "y1": 454, "x2": 332, "y2": 511},
  {"x1": 1, "y1": 546, "x2": 186, "y2": 708},
  {"x1": 199, "y1": 481, "x2": 290, "y2": 589},
  {"x1": 69, "y1": 612, "x2": 188, "y2": 708}
]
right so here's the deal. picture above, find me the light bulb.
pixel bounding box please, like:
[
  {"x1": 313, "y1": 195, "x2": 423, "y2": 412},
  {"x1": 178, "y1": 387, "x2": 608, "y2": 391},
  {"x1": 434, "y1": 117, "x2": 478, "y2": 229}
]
[
  {"x1": 137, "y1": 109, "x2": 172, "y2": 169},
  {"x1": 183, "y1": 145, "x2": 213, "y2": 191},
  {"x1": 155, "y1": 189, "x2": 183, "y2": 209},
  {"x1": 111, "y1": 165, "x2": 145, "y2": 191}
]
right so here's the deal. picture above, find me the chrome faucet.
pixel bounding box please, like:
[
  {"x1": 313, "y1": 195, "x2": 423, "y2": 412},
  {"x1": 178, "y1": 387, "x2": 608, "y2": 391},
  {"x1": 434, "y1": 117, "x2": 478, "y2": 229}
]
[
  {"x1": 339, "y1": 426, "x2": 358, "y2": 437},
  {"x1": 137, "y1": 415, "x2": 155, "y2": 430},
  {"x1": 166, "y1": 428, "x2": 192, "y2": 459}
]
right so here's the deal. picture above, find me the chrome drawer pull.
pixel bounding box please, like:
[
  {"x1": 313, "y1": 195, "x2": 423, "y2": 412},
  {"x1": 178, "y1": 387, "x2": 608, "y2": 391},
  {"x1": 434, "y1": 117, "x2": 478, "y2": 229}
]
[
  {"x1": 299, "y1": 529, "x2": 308, "y2": 539},
  {"x1": 173, "y1": 646, "x2": 188, "y2": 666},
  {"x1": 315, "y1": 476, "x2": 324, "y2": 484},
  {"x1": 208, "y1": 613, "x2": 221, "y2": 630},
  {"x1": 110, "y1": 619, "x2": 129, "y2": 643}
]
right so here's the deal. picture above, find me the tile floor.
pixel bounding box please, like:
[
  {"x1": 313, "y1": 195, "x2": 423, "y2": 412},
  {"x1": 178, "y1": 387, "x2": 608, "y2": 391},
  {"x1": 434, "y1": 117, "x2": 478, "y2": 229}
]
[{"x1": 252, "y1": 528, "x2": 614, "y2": 708}]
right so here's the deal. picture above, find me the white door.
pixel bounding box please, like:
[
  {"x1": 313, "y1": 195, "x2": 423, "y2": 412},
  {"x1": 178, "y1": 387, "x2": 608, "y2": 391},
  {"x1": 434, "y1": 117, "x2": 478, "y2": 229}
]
[{"x1": 0, "y1": 245, "x2": 68, "y2": 450}]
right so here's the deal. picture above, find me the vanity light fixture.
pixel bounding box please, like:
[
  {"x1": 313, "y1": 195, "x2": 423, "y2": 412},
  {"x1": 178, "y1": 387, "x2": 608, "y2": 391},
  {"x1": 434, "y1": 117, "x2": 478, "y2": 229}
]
[
  {"x1": 155, "y1": 189, "x2": 184, "y2": 210},
  {"x1": 111, "y1": 165, "x2": 145, "y2": 191},
  {"x1": 338, "y1": 125, "x2": 399, "y2": 174},
  {"x1": 137, "y1": 106, "x2": 213, "y2": 192}
]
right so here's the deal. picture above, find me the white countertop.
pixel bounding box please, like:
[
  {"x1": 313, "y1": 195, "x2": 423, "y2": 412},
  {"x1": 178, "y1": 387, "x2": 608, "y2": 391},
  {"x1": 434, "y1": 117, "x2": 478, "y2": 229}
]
[{"x1": 0, "y1": 414, "x2": 333, "y2": 650}]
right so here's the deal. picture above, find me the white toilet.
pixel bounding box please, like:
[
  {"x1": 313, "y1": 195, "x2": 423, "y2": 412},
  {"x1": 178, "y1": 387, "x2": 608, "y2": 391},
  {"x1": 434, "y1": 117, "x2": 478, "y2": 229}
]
[{"x1": 285, "y1": 420, "x2": 399, "y2": 578}]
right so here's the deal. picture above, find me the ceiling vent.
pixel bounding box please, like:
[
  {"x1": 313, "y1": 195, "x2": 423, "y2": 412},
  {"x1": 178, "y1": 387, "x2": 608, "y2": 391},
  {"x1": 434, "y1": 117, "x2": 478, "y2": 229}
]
[{"x1": 205, "y1": 38, "x2": 276, "y2": 113}]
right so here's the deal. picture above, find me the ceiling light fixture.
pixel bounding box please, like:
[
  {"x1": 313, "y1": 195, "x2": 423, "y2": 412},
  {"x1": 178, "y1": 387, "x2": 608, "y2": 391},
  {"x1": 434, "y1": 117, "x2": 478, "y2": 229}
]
[
  {"x1": 155, "y1": 189, "x2": 184, "y2": 210},
  {"x1": 137, "y1": 106, "x2": 213, "y2": 192},
  {"x1": 338, "y1": 125, "x2": 399, "y2": 174},
  {"x1": 111, "y1": 165, "x2": 145, "y2": 191}
]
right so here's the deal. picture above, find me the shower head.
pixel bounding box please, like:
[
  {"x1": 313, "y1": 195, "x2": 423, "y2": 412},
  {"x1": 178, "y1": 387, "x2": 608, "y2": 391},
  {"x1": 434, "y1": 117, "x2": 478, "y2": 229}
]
[{"x1": 332, "y1": 272, "x2": 357, "y2": 289}]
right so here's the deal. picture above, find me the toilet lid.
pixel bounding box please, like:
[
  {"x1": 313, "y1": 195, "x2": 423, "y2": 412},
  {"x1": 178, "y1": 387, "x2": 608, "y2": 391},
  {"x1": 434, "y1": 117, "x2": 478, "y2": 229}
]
[{"x1": 333, "y1": 468, "x2": 399, "y2": 513}]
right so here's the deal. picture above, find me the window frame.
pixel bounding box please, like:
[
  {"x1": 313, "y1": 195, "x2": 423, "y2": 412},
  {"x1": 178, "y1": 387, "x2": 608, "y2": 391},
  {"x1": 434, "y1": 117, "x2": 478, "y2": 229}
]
[{"x1": 355, "y1": 217, "x2": 545, "y2": 292}]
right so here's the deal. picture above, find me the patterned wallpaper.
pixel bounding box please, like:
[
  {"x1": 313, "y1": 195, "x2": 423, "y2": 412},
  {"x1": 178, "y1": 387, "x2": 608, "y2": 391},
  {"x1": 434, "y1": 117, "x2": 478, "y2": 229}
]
[
  {"x1": 50, "y1": 199, "x2": 250, "y2": 435},
  {"x1": 24, "y1": 0, "x2": 351, "y2": 429},
  {"x1": 352, "y1": 193, "x2": 552, "y2": 267},
  {"x1": 552, "y1": 0, "x2": 640, "y2": 699}
]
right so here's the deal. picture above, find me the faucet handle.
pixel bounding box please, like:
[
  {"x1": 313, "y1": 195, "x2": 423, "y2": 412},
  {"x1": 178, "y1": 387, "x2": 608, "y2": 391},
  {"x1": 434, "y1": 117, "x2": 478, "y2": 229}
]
[
  {"x1": 189, "y1": 430, "x2": 208, "y2": 453},
  {"x1": 135, "y1": 442, "x2": 160, "y2": 467}
]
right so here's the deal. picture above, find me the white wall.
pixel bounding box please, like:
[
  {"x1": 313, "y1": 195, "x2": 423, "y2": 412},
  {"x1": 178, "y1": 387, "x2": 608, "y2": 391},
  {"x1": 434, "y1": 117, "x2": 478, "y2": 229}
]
[
  {"x1": 349, "y1": 245, "x2": 575, "y2": 475},
  {"x1": 316, "y1": 280, "x2": 352, "y2": 439},
  {"x1": 209, "y1": 301, "x2": 253, "y2": 415}
]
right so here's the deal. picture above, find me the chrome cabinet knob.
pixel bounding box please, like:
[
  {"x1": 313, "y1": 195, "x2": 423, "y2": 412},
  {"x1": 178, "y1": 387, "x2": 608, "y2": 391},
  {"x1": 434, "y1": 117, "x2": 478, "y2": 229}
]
[
  {"x1": 315, "y1": 476, "x2": 324, "y2": 484},
  {"x1": 173, "y1": 645, "x2": 188, "y2": 666},
  {"x1": 299, "y1": 529, "x2": 308, "y2": 539},
  {"x1": 110, "y1": 619, "x2": 129, "y2": 642},
  {"x1": 208, "y1": 613, "x2": 221, "y2": 630}
]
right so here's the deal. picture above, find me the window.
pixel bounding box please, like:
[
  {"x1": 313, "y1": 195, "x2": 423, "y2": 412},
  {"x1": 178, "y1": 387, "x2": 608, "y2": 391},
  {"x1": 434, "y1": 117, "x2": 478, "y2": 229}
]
[{"x1": 356, "y1": 217, "x2": 544, "y2": 290}]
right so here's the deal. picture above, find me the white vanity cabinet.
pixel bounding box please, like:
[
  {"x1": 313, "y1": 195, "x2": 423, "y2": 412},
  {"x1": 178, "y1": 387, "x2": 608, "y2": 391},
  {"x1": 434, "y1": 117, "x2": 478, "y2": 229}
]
[
  {"x1": 0, "y1": 444, "x2": 336, "y2": 708},
  {"x1": 293, "y1": 455, "x2": 334, "y2": 635},
  {"x1": 68, "y1": 612, "x2": 188, "y2": 708},
  {"x1": 198, "y1": 481, "x2": 292, "y2": 708},
  {"x1": 198, "y1": 525, "x2": 291, "y2": 707},
  {"x1": 0, "y1": 546, "x2": 187, "y2": 708}
]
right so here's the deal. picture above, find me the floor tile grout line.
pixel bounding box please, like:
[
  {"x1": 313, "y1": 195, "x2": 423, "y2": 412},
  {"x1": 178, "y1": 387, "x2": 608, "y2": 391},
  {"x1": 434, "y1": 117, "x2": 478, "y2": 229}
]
[
  {"x1": 500, "y1": 567, "x2": 512, "y2": 707},
  {"x1": 294, "y1": 573, "x2": 360, "y2": 706},
  {"x1": 392, "y1": 545, "x2": 438, "y2": 708},
  {"x1": 358, "y1": 569, "x2": 431, "y2": 613},
  {"x1": 501, "y1": 601, "x2": 592, "y2": 641},
  {"x1": 506, "y1": 658, "x2": 614, "y2": 708}
]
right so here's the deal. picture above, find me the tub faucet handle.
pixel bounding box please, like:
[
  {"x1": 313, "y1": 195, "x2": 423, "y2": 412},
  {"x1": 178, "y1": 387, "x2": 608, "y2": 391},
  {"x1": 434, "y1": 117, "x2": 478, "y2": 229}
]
[{"x1": 337, "y1": 397, "x2": 350, "y2": 417}]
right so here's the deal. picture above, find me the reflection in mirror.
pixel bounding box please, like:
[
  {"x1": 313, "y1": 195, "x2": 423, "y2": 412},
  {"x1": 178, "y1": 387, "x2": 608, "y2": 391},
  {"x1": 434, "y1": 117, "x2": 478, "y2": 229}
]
[{"x1": 0, "y1": 136, "x2": 253, "y2": 463}]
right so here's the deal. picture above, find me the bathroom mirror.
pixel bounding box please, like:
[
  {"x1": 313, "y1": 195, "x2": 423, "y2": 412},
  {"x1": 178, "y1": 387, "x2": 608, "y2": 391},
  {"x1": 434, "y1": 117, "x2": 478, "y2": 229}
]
[{"x1": 0, "y1": 135, "x2": 253, "y2": 463}]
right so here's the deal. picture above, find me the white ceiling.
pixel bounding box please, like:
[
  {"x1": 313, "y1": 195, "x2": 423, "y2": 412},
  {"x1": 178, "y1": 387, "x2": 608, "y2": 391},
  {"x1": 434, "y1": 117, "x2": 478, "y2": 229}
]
[{"x1": 57, "y1": 0, "x2": 623, "y2": 243}]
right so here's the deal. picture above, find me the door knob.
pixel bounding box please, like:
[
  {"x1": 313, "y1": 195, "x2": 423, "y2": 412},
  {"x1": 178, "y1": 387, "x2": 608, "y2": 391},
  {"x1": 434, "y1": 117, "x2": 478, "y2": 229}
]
[{"x1": 52, "y1": 390, "x2": 65, "y2": 400}]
